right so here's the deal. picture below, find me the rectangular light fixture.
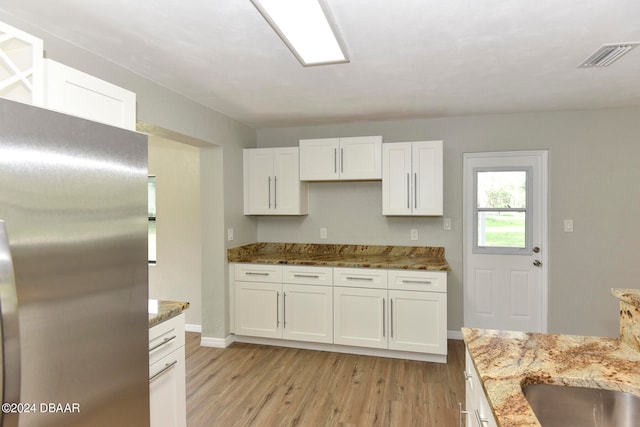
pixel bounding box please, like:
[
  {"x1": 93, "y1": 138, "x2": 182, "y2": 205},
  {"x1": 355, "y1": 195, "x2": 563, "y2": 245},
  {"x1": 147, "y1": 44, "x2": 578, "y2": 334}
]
[{"x1": 250, "y1": 0, "x2": 349, "y2": 66}]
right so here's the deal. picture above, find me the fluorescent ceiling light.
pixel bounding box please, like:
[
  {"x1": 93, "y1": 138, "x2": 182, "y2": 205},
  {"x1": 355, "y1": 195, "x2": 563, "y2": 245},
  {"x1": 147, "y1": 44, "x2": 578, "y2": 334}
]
[{"x1": 250, "y1": 0, "x2": 349, "y2": 66}]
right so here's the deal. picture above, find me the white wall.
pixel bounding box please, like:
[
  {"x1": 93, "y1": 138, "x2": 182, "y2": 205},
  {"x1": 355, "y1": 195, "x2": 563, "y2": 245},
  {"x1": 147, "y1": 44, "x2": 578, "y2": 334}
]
[
  {"x1": 257, "y1": 107, "x2": 640, "y2": 338},
  {"x1": 148, "y1": 136, "x2": 201, "y2": 327}
]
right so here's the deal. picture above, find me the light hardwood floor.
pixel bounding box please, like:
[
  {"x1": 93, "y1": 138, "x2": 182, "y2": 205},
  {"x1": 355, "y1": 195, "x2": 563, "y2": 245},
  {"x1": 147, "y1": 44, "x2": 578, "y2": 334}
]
[{"x1": 185, "y1": 332, "x2": 465, "y2": 426}]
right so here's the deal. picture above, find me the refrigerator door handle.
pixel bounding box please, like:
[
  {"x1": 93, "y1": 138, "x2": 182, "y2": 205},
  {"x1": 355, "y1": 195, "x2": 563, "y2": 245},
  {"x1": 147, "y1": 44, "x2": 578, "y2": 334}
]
[{"x1": 0, "y1": 220, "x2": 21, "y2": 427}]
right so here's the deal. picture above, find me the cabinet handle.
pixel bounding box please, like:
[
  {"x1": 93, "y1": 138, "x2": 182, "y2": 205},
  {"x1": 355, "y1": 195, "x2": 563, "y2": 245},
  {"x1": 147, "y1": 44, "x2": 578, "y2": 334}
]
[
  {"x1": 268, "y1": 176, "x2": 272, "y2": 209},
  {"x1": 276, "y1": 291, "x2": 280, "y2": 327},
  {"x1": 458, "y1": 403, "x2": 471, "y2": 427},
  {"x1": 149, "y1": 335, "x2": 176, "y2": 353},
  {"x1": 283, "y1": 291, "x2": 287, "y2": 328},
  {"x1": 475, "y1": 410, "x2": 489, "y2": 426},
  {"x1": 149, "y1": 360, "x2": 178, "y2": 382},
  {"x1": 406, "y1": 173, "x2": 410, "y2": 209},
  {"x1": 334, "y1": 148, "x2": 337, "y2": 173},
  {"x1": 341, "y1": 148, "x2": 344, "y2": 173},
  {"x1": 414, "y1": 173, "x2": 418, "y2": 209},
  {"x1": 390, "y1": 298, "x2": 394, "y2": 338},
  {"x1": 274, "y1": 176, "x2": 278, "y2": 209},
  {"x1": 346, "y1": 276, "x2": 374, "y2": 281},
  {"x1": 464, "y1": 371, "x2": 473, "y2": 381},
  {"x1": 246, "y1": 272, "x2": 270, "y2": 276},
  {"x1": 401, "y1": 280, "x2": 433, "y2": 285},
  {"x1": 293, "y1": 274, "x2": 320, "y2": 279}
]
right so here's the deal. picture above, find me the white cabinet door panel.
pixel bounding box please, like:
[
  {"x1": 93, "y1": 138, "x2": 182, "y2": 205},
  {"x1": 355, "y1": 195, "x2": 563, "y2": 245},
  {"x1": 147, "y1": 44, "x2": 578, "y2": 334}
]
[
  {"x1": 235, "y1": 263, "x2": 282, "y2": 283},
  {"x1": 283, "y1": 284, "x2": 333, "y2": 343},
  {"x1": 299, "y1": 138, "x2": 340, "y2": 181},
  {"x1": 382, "y1": 142, "x2": 412, "y2": 215},
  {"x1": 389, "y1": 290, "x2": 447, "y2": 354},
  {"x1": 388, "y1": 270, "x2": 447, "y2": 293},
  {"x1": 334, "y1": 267, "x2": 387, "y2": 289},
  {"x1": 339, "y1": 136, "x2": 382, "y2": 180},
  {"x1": 333, "y1": 287, "x2": 387, "y2": 348},
  {"x1": 150, "y1": 346, "x2": 186, "y2": 427},
  {"x1": 235, "y1": 282, "x2": 282, "y2": 338},
  {"x1": 413, "y1": 141, "x2": 443, "y2": 216}
]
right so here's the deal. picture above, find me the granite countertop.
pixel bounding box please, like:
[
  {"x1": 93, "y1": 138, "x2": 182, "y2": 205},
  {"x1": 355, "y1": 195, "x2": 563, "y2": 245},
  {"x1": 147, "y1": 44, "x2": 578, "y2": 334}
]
[
  {"x1": 227, "y1": 242, "x2": 451, "y2": 271},
  {"x1": 462, "y1": 327, "x2": 640, "y2": 427},
  {"x1": 148, "y1": 300, "x2": 190, "y2": 328}
]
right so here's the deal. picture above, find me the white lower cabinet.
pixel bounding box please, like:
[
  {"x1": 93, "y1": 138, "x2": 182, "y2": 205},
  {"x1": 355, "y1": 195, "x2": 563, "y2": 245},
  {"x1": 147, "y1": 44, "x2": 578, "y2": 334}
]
[
  {"x1": 463, "y1": 348, "x2": 498, "y2": 427},
  {"x1": 232, "y1": 263, "x2": 448, "y2": 359},
  {"x1": 149, "y1": 313, "x2": 187, "y2": 427}
]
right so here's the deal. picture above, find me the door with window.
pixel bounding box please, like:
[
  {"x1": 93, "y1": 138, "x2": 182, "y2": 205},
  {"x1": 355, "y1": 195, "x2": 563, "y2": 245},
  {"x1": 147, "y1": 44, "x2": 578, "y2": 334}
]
[{"x1": 463, "y1": 151, "x2": 548, "y2": 333}]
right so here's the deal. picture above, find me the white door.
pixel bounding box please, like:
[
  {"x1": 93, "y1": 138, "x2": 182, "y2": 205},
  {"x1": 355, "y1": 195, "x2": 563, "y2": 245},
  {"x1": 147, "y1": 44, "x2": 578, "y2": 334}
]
[{"x1": 463, "y1": 151, "x2": 548, "y2": 332}]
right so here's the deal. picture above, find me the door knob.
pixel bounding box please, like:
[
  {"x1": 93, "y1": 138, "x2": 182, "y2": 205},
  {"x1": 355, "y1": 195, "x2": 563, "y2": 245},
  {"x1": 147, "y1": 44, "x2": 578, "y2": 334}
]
[
  {"x1": 533, "y1": 246, "x2": 540, "y2": 253},
  {"x1": 533, "y1": 260, "x2": 542, "y2": 267}
]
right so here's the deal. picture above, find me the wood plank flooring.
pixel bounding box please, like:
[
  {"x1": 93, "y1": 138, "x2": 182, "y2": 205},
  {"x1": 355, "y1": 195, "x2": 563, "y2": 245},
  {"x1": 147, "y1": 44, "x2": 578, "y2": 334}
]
[{"x1": 185, "y1": 333, "x2": 465, "y2": 426}]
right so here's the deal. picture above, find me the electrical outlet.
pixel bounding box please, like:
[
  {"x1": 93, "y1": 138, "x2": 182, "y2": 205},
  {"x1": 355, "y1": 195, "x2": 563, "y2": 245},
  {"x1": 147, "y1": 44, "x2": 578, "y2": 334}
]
[
  {"x1": 320, "y1": 227, "x2": 328, "y2": 239},
  {"x1": 227, "y1": 228, "x2": 234, "y2": 241},
  {"x1": 443, "y1": 218, "x2": 452, "y2": 231},
  {"x1": 564, "y1": 219, "x2": 574, "y2": 233},
  {"x1": 410, "y1": 229, "x2": 419, "y2": 241}
]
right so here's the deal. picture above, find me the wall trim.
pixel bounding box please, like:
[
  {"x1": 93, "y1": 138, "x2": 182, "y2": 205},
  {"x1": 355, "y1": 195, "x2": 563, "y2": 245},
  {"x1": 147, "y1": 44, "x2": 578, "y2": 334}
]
[
  {"x1": 200, "y1": 334, "x2": 235, "y2": 348},
  {"x1": 448, "y1": 330, "x2": 463, "y2": 340},
  {"x1": 185, "y1": 323, "x2": 202, "y2": 333}
]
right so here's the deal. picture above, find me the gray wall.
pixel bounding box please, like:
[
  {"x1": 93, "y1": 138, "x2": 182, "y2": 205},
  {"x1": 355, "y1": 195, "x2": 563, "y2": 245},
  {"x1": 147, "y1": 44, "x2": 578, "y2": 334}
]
[
  {"x1": 257, "y1": 108, "x2": 640, "y2": 338},
  {"x1": 0, "y1": 12, "x2": 258, "y2": 339}
]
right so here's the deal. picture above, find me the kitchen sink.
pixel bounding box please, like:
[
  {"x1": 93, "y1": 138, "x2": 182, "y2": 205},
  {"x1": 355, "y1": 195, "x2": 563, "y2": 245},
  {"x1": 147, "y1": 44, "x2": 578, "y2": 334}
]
[{"x1": 522, "y1": 383, "x2": 640, "y2": 427}]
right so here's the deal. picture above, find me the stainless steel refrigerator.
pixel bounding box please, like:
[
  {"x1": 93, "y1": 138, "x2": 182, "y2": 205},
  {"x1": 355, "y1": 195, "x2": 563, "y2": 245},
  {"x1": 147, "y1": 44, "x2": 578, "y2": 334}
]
[{"x1": 0, "y1": 97, "x2": 150, "y2": 426}]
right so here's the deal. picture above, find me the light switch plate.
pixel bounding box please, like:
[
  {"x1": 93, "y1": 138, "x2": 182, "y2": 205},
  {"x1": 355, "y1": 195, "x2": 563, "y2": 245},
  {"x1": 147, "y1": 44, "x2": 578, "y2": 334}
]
[
  {"x1": 320, "y1": 227, "x2": 328, "y2": 239},
  {"x1": 227, "y1": 228, "x2": 234, "y2": 241},
  {"x1": 564, "y1": 219, "x2": 574, "y2": 232},
  {"x1": 443, "y1": 218, "x2": 452, "y2": 231},
  {"x1": 410, "y1": 229, "x2": 419, "y2": 241}
]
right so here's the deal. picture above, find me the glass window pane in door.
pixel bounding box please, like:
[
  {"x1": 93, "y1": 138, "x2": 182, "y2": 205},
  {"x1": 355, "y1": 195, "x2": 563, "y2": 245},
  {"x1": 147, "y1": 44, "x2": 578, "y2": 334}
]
[{"x1": 477, "y1": 171, "x2": 526, "y2": 209}]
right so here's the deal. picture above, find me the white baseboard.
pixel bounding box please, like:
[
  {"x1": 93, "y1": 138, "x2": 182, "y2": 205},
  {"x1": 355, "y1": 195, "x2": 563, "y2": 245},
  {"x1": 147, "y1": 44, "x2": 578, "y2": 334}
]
[
  {"x1": 185, "y1": 323, "x2": 201, "y2": 333},
  {"x1": 200, "y1": 335, "x2": 235, "y2": 348},
  {"x1": 448, "y1": 330, "x2": 463, "y2": 340}
]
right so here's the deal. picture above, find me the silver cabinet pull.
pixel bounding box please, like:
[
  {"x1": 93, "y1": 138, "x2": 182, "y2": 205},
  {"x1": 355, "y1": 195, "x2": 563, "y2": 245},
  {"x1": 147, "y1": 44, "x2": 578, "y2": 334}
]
[
  {"x1": 268, "y1": 176, "x2": 272, "y2": 209},
  {"x1": 149, "y1": 335, "x2": 176, "y2": 352},
  {"x1": 414, "y1": 173, "x2": 418, "y2": 209},
  {"x1": 293, "y1": 274, "x2": 320, "y2": 279},
  {"x1": 283, "y1": 292, "x2": 287, "y2": 328},
  {"x1": 340, "y1": 148, "x2": 344, "y2": 173},
  {"x1": 274, "y1": 176, "x2": 278, "y2": 209},
  {"x1": 390, "y1": 298, "x2": 394, "y2": 338},
  {"x1": 402, "y1": 279, "x2": 432, "y2": 285},
  {"x1": 458, "y1": 403, "x2": 470, "y2": 427},
  {"x1": 334, "y1": 148, "x2": 337, "y2": 173},
  {"x1": 464, "y1": 371, "x2": 473, "y2": 381},
  {"x1": 475, "y1": 410, "x2": 489, "y2": 426},
  {"x1": 246, "y1": 272, "x2": 270, "y2": 276},
  {"x1": 346, "y1": 276, "x2": 374, "y2": 281},
  {"x1": 149, "y1": 360, "x2": 178, "y2": 382}
]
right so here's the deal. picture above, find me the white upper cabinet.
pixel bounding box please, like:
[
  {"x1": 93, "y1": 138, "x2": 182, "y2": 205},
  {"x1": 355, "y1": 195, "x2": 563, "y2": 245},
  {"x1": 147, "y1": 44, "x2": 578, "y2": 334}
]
[
  {"x1": 299, "y1": 136, "x2": 382, "y2": 181},
  {"x1": 382, "y1": 140, "x2": 443, "y2": 216},
  {"x1": 243, "y1": 147, "x2": 309, "y2": 215},
  {"x1": 0, "y1": 21, "x2": 44, "y2": 106},
  {"x1": 43, "y1": 59, "x2": 136, "y2": 130}
]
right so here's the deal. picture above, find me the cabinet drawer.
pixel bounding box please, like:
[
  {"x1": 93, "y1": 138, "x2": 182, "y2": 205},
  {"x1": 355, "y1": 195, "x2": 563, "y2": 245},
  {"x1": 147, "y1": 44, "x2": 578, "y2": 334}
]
[
  {"x1": 334, "y1": 267, "x2": 387, "y2": 289},
  {"x1": 283, "y1": 265, "x2": 333, "y2": 286},
  {"x1": 235, "y1": 263, "x2": 282, "y2": 283},
  {"x1": 149, "y1": 313, "x2": 185, "y2": 366},
  {"x1": 388, "y1": 270, "x2": 447, "y2": 292}
]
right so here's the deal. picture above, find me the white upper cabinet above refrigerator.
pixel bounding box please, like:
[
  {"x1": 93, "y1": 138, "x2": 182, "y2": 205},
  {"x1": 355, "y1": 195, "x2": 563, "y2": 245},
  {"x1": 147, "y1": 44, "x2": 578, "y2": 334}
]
[
  {"x1": 299, "y1": 136, "x2": 382, "y2": 181},
  {"x1": 243, "y1": 147, "x2": 309, "y2": 215},
  {"x1": 43, "y1": 59, "x2": 136, "y2": 130},
  {"x1": 0, "y1": 20, "x2": 44, "y2": 106},
  {"x1": 382, "y1": 140, "x2": 443, "y2": 216}
]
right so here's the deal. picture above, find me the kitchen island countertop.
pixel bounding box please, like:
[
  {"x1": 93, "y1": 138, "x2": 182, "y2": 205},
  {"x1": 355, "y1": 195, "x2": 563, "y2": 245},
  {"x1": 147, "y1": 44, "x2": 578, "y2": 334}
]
[
  {"x1": 227, "y1": 242, "x2": 451, "y2": 271},
  {"x1": 462, "y1": 326, "x2": 640, "y2": 427},
  {"x1": 148, "y1": 300, "x2": 190, "y2": 328}
]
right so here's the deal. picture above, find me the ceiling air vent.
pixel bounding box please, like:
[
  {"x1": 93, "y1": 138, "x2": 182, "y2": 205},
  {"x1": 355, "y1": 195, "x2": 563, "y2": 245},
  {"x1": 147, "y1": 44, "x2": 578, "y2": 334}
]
[{"x1": 578, "y1": 42, "x2": 640, "y2": 68}]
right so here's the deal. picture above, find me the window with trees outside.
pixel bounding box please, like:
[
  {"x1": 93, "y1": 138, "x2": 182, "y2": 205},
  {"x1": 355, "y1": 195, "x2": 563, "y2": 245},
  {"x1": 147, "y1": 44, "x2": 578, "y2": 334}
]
[{"x1": 473, "y1": 168, "x2": 532, "y2": 254}]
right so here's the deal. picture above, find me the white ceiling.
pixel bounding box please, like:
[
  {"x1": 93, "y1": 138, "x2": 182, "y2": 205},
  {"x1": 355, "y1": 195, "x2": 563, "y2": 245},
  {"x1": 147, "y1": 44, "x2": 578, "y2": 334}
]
[{"x1": 2, "y1": 0, "x2": 640, "y2": 128}]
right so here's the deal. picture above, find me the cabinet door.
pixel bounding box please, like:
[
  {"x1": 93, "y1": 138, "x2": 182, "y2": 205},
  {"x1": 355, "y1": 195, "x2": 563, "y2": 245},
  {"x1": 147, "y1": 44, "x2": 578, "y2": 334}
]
[
  {"x1": 282, "y1": 284, "x2": 333, "y2": 343},
  {"x1": 339, "y1": 136, "x2": 382, "y2": 180},
  {"x1": 43, "y1": 59, "x2": 136, "y2": 130},
  {"x1": 333, "y1": 287, "x2": 387, "y2": 349},
  {"x1": 299, "y1": 138, "x2": 340, "y2": 181},
  {"x1": 382, "y1": 142, "x2": 412, "y2": 215},
  {"x1": 243, "y1": 148, "x2": 274, "y2": 214},
  {"x1": 150, "y1": 346, "x2": 186, "y2": 427},
  {"x1": 388, "y1": 290, "x2": 447, "y2": 354},
  {"x1": 412, "y1": 140, "x2": 443, "y2": 216},
  {"x1": 235, "y1": 281, "x2": 282, "y2": 338},
  {"x1": 273, "y1": 147, "x2": 308, "y2": 214}
]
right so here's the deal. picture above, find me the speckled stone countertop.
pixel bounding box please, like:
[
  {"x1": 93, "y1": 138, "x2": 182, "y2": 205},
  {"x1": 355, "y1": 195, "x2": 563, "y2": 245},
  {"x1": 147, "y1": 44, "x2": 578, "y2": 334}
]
[
  {"x1": 462, "y1": 325, "x2": 640, "y2": 427},
  {"x1": 148, "y1": 300, "x2": 190, "y2": 328},
  {"x1": 227, "y1": 242, "x2": 451, "y2": 271}
]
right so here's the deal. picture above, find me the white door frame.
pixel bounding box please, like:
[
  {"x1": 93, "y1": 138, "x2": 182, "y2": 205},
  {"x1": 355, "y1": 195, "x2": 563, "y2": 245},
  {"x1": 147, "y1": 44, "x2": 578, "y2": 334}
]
[{"x1": 463, "y1": 151, "x2": 549, "y2": 332}]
